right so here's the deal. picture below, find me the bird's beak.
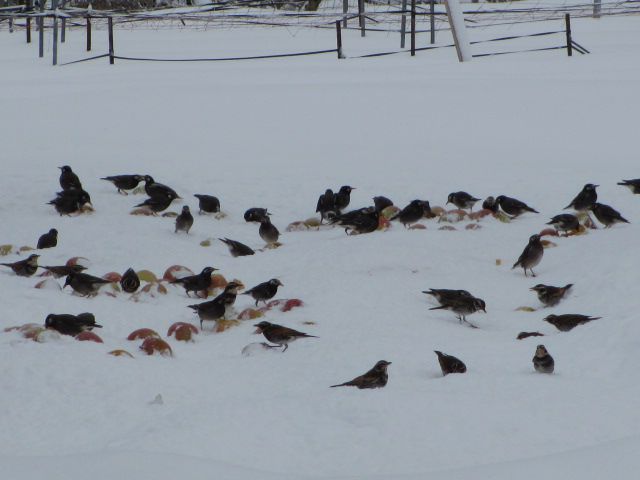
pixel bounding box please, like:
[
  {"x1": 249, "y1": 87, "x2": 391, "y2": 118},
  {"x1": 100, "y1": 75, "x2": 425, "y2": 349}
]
[
  {"x1": 58, "y1": 166, "x2": 63, "y2": 170},
  {"x1": 529, "y1": 287, "x2": 536, "y2": 291}
]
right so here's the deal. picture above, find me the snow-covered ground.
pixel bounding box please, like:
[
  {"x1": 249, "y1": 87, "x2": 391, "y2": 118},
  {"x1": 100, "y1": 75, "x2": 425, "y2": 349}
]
[{"x1": 1, "y1": 4, "x2": 640, "y2": 479}]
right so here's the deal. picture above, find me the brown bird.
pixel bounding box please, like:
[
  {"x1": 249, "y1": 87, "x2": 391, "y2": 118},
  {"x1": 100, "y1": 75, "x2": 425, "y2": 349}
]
[
  {"x1": 517, "y1": 331, "x2": 545, "y2": 340},
  {"x1": 259, "y1": 216, "x2": 280, "y2": 245},
  {"x1": 42, "y1": 264, "x2": 87, "y2": 278},
  {"x1": 1, "y1": 254, "x2": 39, "y2": 277},
  {"x1": 331, "y1": 360, "x2": 391, "y2": 389},
  {"x1": 175, "y1": 206, "x2": 194, "y2": 234},
  {"x1": 253, "y1": 321, "x2": 317, "y2": 352},
  {"x1": 530, "y1": 283, "x2": 573, "y2": 307},
  {"x1": 533, "y1": 345, "x2": 554, "y2": 374},
  {"x1": 429, "y1": 295, "x2": 486, "y2": 328},
  {"x1": 512, "y1": 234, "x2": 544, "y2": 277},
  {"x1": 543, "y1": 314, "x2": 601, "y2": 332},
  {"x1": 434, "y1": 351, "x2": 467, "y2": 376}
]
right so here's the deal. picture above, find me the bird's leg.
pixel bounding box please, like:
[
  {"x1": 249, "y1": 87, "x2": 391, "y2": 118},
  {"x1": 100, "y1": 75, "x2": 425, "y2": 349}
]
[
  {"x1": 282, "y1": 344, "x2": 288, "y2": 353},
  {"x1": 530, "y1": 269, "x2": 536, "y2": 277},
  {"x1": 255, "y1": 299, "x2": 259, "y2": 307}
]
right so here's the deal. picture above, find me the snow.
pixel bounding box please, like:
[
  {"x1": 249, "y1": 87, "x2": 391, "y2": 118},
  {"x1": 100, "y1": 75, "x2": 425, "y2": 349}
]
[{"x1": 2, "y1": 3, "x2": 640, "y2": 479}]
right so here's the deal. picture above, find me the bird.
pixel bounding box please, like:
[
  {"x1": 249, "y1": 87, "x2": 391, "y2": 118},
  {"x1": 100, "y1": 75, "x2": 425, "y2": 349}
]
[
  {"x1": 373, "y1": 196, "x2": 394, "y2": 212},
  {"x1": 242, "y1": 278, "x2": 283, "y2": 306},
  {"x1": 253, "y1": 321, "x2": 317, "y2": 352},
  {"x1": 244, "y1": 207, "x2": 270, "y2": 223},
  {"x1": 512, "y1": 234, "x2": 544, "y2": 277},
  {"x1": 214, "y1": 281, "x2": 243, "y2": 308},
  {"x1": 193, "y1": 194, "x2": 220, "y2": 214},
  {"x1": 589, "y1": 202, "x2": 629, "y2": 228},
  {"x1": 59, "y1": 165, "x2": 82, "y2": 191},
  {"x1": 143, "y1": 175, "x2": 180, "y2": 199},
  {"x1": 0, "y1": 254, "x2": 39, "y2": 277},
  {"x1": 495, "y1": 195, "x2": 538, "y2": 217},
  {"x1": 120, "y1": 268, "x2": 140, "y2": 293},
  {"x1": 175, "y1": 206, "x2": 194, "y2": 233},
  {"x1": 532, "y1": 345, "x2": 554, "y2": 374},
  {"x1": 134, "y1": 192, "x2": 176, "y2": 213},
  {"x1": 219, "y1": 238, "x2": 255, "y2": 257},
  {"x1": 543, "y1": 314, "x2": 601, "y2": 332},
  {"x1": 422, "y1": 288, "x2": 472, "y2": 305},
  {"x1": 170, "y1": 266, "x2": 217, "y2": 298},
  {"x1": 331, "y1": 206, "x2": 379, "y2": 235},
  {"x1": 482, "y1": 196, "x2": 499, "y2": 213},
  {"x1": 618, "y1": 179, "x2": 640, "y2": 194},
  {"x1": 48, "y1": 189, "x2": 92, "y2": 216},
  {"x1": 64, "y1": 272, "x2": 111, "y2": 297},
  {"x1": 335, "y1": 185, "x2": 355, "y2": 212},
  {"x1": 547, "y1": 214, "x2": 579, "y2": 234},
  {"x1": 434, "y1": 351, "x2": 467, "y2": 376},
  {"x1": 42, "y1": 264, "x2": 86, "y2": 278},
  {"x1": 564, "y1": 183, "x2": 598, "y2": 211},
  {"x1": 429, "y1": 295, "x2": 486, "y2": 327},
  {"x1": 100, "y1": 174, "x2": 143, "y2": 194},
  {"x1": 316, "y1": 189, "x2": 336, "y2": 223},
  {"x1": 189, "y1": 282, "x2": 243, "y2": 328},
  {"x1": 45, "y1": 313, "x2": 101, "y2": 337},
  {"x1": 259, "y1": 216, "x2": 280, "y2": 245},
  {"x1": 331, "y1": 360, "x2": 391, "y2": 389},
  {"x1": 447, "y1": 191, "x2": 480, "y2": 211},
  {"x1": 530, "y1": 283, "x2": 573, "y2": 307},
  {"x1": 37, "y1": 228, "x2": 58, "y2": 249},
  {"x1": 390, "y1": 200, "x2": 431, "y2": 227}
]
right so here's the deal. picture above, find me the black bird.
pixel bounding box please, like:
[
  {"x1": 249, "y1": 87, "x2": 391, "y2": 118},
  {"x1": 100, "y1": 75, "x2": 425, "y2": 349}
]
[
  {"x1": 331, "y1": 207, "x2": 379, "y2": 235},
  {"x1": 482, "y1": 196, "x2": 499, "y2": 213},
  {"x1": 373, "y1": 196, "x2": 394, "y2": 212},
  {"x1": 42, "y1": 264, "x2": 86, "y2": 278},
  {"x1": 547, "y1": 214, "x2": 579, "y2": 234},
  {"x1": 243, "y1": 278, "x2": 283, "y2": 306},
  {"x1": 101, "y1": 174, "x2": 143, "y2": 194},
  {"x1": 335, "y1": 185, "x2": 355, "y2": 212},
  {"x1": 120, "y1": 268, "x2": 140, "y2": 293},
  {"x1": 429, "y1": 295, "x2": 486, "y2": 327},
  {"x1": 423, "y1": 289, "x2": 472, "y2": 305},
  {"x1": 259, "y1": 216, "x2": 280, "y2": 245},
  {"x1": 390, "y1": 200, "x2": 431, "y2": 227},
  {"x1": 244, "y1": 207, "x2": 270, "y2": 223},
  {"x1": 45, "y1": 313, "x2": 101, "y2": 337},
  {"x1": 434, "y1": 351, "x2": 467, "y2": 376},
  {"x1": 564, "y1": 183, "x2": 598, "y2": 211},
  {"x1": 175, "y1": 206, "x2": 194, "y2": 233},
  {"x1": 331, "y1": 360, "x2": 391, "y2": 389},
  {"x1": 189, "y1": 281, "x2": 242, "y2": 328},
  {"x1": 64, "y1": 272, "x2": 111, "y2": 297},
  {"x1": 0, "y1": 254, "x2": 39, "y2": 277},
  {"x1": 171, "y1": 266, "x2": 217, "y2": 298},
  {"x1": 214, "y1": 281, "x2": 243, "y2": 308},
  {"x1": 618, "y1": 179, "x2": 640, "y2": 194},
  {"x1": 543, "y1": 314, "x2": 601, "y2": 332},
  {"x1": 219, "y1": 238, "x2": 255, "y2": 257},
  {"x1": 143, "y1": 175, "x2": 180, "y2": 199},
  {"x1": 253, "y1": 321, "x2": 317, "y2": 352},
  {"x1": 495, "y1": 195, "x2": 538, "y2": 217},
  {"x1": 512, "y1": 234, "x2": 544, "y2": 277},
  {"x1": 530, "y1": 283, "x2": 573, "y2": 307},
  {"x1": 447, "y1": 191, "x2": 480, "y2": 211},
  {"x1": 533, "y1": 345, "x2": 554, "y2": 374},
  {"x1": 48, "y1": 189, "x2": 92, "y2": 216},
  {"x1": 193, "y1": 194, "x2": 220, "y2": 214},
  {"x1": 59, "y1": 165, "x2": 82, "y2": 191},
  {"x1": 37, "y1": 229, "x2": 58, "y2": 249},
  {"x1": 135, "y1": 192, "x2": 176, "y2": 213},
  {"x1": 316, "y1": 189, "x2": 336, "y2": 223},
  {"x1": 589, "y1": 202, "x2": 629, "y2": 228}
]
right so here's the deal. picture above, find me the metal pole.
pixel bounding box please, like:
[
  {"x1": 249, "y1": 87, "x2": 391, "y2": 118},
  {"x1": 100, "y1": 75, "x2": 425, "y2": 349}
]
[
  {"x1": 27, "y1": 17, "x2": 31, "y2": 43},
  {"x1": 61, "y1": 17, "x2": 66, "y2": 43},
  {"x1": 410, "y1": 0, "x2": 416, "y2": 56},
  {"x1": 565, "y1": 13, "x2": 572, "y2": 57},
  {"x1": 336, "y1": 20, "x2": 343, "y2": 59},
  {"x1": 9, "y1": 16, "x2": 13, "y2": 33},
  {"x1": 86, "y1": 16, "x2": 91, "y2": 51},
  {"x1": 108, "y1": 17, "x2": 114, "y2": 64},
  {"x1": 358, "y1": 0, "x2": 365, "y2": 37},
  {"x1": 430, "y1": 0, "x2": 435, "y2": 44},
  {"x1": 400, "y1": 0, "x2": 407, "y2": 49},
  {"x1": 53, "y1": 14, "x2": 58, "y2": 65},
  {"x1": 38, "y1": 0, "x2": 44, "y2": 58}
]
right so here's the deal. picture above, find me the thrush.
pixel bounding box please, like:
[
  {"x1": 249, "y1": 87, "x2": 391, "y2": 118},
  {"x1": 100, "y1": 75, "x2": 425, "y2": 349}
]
[
  {"x1": 589, "y1": 202, "x2": 629, "y2": 228},
  {"x1": 316, "y1": 189, "x2": 336, "y2": 223},
  {"x1": 135, "y1": 192, "x2": 176, "y2": 213},
  {"x1": 373, "y1": 196, "x2": 394, "y2": 212},
  {"x1": 42, "y1": 264, "x2": 87, "y2": 278},
  {"x1": 45, "y1": 313, "x2": 101, "y2": 337},
  {"x1": 175, "y1": 206, "x2": 194, "y2": 234},
  {"x1": 143, "y1": 175, "x2": 180, "y2": 199},
  {"x1": 544, "y1": 314, "x2": 601, "y2": 332},
  {"x1": 533, "y1": 345, "x2": 554, "y2": 373},
  {"x1": 429, "y1": 295, "x2": 486, "y2": 327},
  {"x1": 331, "y1": 360, "x2": 391, "y2": 389},
  {"x1": 188, "y1": 281, "x2": 243, "y2": 328},
  {"x1": 1, "y1": 254, "x2": 39, "y2": 277},
  {"x1": 434, "y1": 351, "x2": 467, "y2": 376},
  {"x1": 171, "y1": 266, "x2": 217, "y2": 297},
  {"x1": 335, "y1": 186, "x2": 355, "y2": 212},
  {"x1": 547, "y1": 214, "x2": 579, "y2": 234},
  {"x1": 64, "y1": 272, "x2": 111, "y2": 297},
  {"x1": 243, "y1": 278, "x2": 283, "y2": 306},
  {"x1": 37, "y1": 228, "x2": 58, "y2": 249},
  {"x1": 101, "y1": 174, "x2": 143, "y2": 194},
  {"x1": 332, "y1": 207, "x2": 379, "y2": 235},
  {"x1": 447, "y1": 191, "x2": 480, "y2": 211},
  {"x1": 193, "y1": 194, "x2": 220, "y2": 214},
  {"x1": 495, "y1": 195, "x2": 538, "y2": 217},
  {"x1": 219, "y1": 238, "x2": 255, "y2": 257},
  {"x1": 482, "y1": 196, "x2": 499, "y2": 213},
  {"x1": 259, "y1": 217, "x2": 280, "y2": 245},
  {"x1": 422, "y1": 288, "x2": 472, "y2": 305},
  {"x1": 390, "y1": 200, "x2": 431, "y2": 227},
  {"x1": 564, "y1": 183, "x2": 598, "y2": 211},
  {"x1": 512, "y1": 234, "x2": 544, "y2": 277},
  {"x1": 59, "y1": 165, "x2": 82, "y2": 191},
  {"x1": 530, "y1": 283, "x2": 573, "y2": 307},
  {"x1": 618, "y1": 179, "x2": 640, "y2": 194},
  {"x1": 253, "y1": 321, "x2": 317, "y2": 352},
  {"x1": 48, "y1": 189, "x2": 92, "y2": 216},
  {"x1": 120, "y1": 268, "x2": 140, "y2": 293},
  {"x1": 244, "y1": 207, "x2": 270, "y2": 223}
]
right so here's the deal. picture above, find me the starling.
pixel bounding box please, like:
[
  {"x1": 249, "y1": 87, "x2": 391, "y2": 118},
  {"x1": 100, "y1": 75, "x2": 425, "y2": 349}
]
[
  {"x1": 373, "y1": 196, "x2": 394, "y2": 212},
  {"x1": 390, "y1": 200, "x2": 431, "y2": 227},
  {"x1": 618, "y1": 179, "x2": 640, "y2": 194},
  {"x1": 331, "y1": 206, "x2": 379, "y2": 235},
  {"x1": 135, "y1": 192, "x2": 176, "y2": 213},
  {"x1": 42, "y1": 264, "x2": 87, "y2": 278},
  {"x1": 193, "y1": 194, "x2": 220, "y2": 214},
  {"x1": 447, "y1": 191, "x2": 480, "y2": 211},
  {"x1": 0, "y1": 254, "x2": 39, "y2": 277},
  {"x1": 543, "y1": 314, "x2": 601, "y2": 332},
  {"x1": 253, "y1": 321, "x2": 317, "y2": 352},
  {"x1": 532, "y1": 344, "x2": 554, "y2": 374},
  {"x1": 37, "y1": 228, "x2": 58, "y2": 249},
  {"x1": 143, "y1": 175, "x2": 180, "y2": 199},
  {"x1": 59, "y1": 165, "x2": 82, "y2": 191},
  {"x1": 219, "y1": 238, "x2": 255, "y2": 257},
  {"x1": 64, "y1": 272, "x2": 111, "y2": 297},
  {"x1": 512, "y1": 234, "x2": 544, "y2": 277},
  {"x1": 45, "y1": 313, "x2": 101, "y2": 337},
  {"x1": 530, "y1": 283, "x2": 573, "y2": 307},
  {"x1": 243, "y1": 278, "x2": 283, "y2": 306},
  {"x1": 175, "y1": 206, "x2": 194, "y2": 234},
  {"x1": 547, "y1": 214, "x2": 579, "y2": 234},
  {"x1": 214, "y1": 281, "x2": 243, "y2": 308},
  {"x1": 120, "y1": 268, "x2": 140, "y2": 293},
  {"x1": 101, "y1": 174, "x2": 143, "y2": 194},
  {"x1": 589, "y1": 202, "x2": 629, "y2": 228},
  {"x1": 48, "y1": 189, "x2": 92, "y2": 216},
  {"x1": 434, "y1": 351, "x2": 467, "y2": 376},
  {"x1": 422, "y1": 288, "x2": 472, "y2": 305},
  {"x1": 259, "y1": 217, "x2": 280, "y2": 245},
  {"x1": 335, "y1": 185, "x2": 355, "y2": 212},
  {"x1": 331, "y1": 360, "x2": 391, "y2": 389},
  {"x1": 244, "y1": 207, "x2": 270, "y2": 223},
  {"x1": 429, "y1": 295, "x2": 486, "y2": 327},
  {"x1": 316, "y1": 189, "x2": 336, "y2": 223},
  {"x1": 495, "y1": 195, "x2": 538, "y2": 217},
  {"x1": 564, "y1": 183, "x2": 598, "y2": 211},
  {"x1": 482, "y1": 196, "x2": 499, "y2": 213},
  {"x1": 170, "y1": 266, "x2": 217, "y2": 297},
  {"x1": 189, "y1": 282, "x2": 242, "y2": 328}
]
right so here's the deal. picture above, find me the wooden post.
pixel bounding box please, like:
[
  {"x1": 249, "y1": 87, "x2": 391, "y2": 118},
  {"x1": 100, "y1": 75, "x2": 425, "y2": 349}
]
[
  {"x1": 430, "y1": 0, "x2": 435, "y2": 44},
  {"x1": 565, "y1": 13, "x2": 572, "y2": 57},
  {"x1": 27, "y1": 17, "x2": 31, "y2": 43},
  {"x1": 108, "y1": 17, "x2": 114, "y2": 64},
  {"x1": 444, "y1": 0, "x2": 472, "y2": 62},
  {"x1": 86, "y1": 16, "x2": 91, "y2": 51},
  {"x1": 400, "y1": 0, "x2": 407, "y2": 49},
  {"x1": 410, "y1": 0, "x2": 416, "y2": 56},
  {"x1": 38, "y1": 18, "x2": 44, "y2": 58},
  {"x1": 61, "y1": 17, "x2": 66, "y2": 43},
  {"x1": 358, "y1": 0, "x2": 365, "y2": 37},
  {"x1": 593, "y1": 0, "x2": 601, "y2": 18},
  {"x1": 342, "y1": 0, "x2": 347, "y2": 29},
  {"x1": 336, "y1": 20, "x2": 343, "y2": 59},
  {"x1": 53, "y1": 14, "x2": 58, "y2": 65},
  {"x1": 9, "y1": 16, "x2": 13, "y2": 33}
]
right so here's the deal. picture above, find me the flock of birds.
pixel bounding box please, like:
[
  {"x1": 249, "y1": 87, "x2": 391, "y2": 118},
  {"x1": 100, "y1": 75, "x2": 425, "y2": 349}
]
[{"x1": 2, "y1": 166, "x2": 639, "y2": 388}]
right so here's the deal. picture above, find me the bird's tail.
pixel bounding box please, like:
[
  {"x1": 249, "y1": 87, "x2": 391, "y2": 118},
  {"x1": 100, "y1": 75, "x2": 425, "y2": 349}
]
[
  {"x1": 564, "y1": 283, "x2": 574, "y2": 291},
  {"x1": 428, "y1": 305, "x2": 446, "y2": 311},
  {"x1": 330, "y1": 382, "x2": 349, "y2": 388},
  {"x1": 187, "y1": 305, "x2": 199, "y2": 311}
]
